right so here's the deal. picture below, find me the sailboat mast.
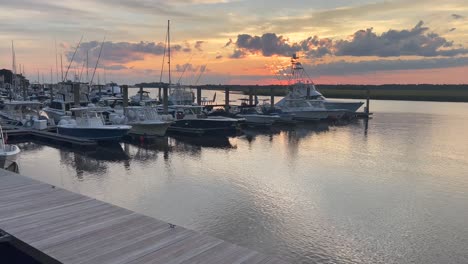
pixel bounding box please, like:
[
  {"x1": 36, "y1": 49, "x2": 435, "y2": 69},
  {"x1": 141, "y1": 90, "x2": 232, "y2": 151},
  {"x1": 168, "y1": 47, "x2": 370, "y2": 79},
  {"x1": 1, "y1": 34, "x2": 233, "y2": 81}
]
[{"x1": 167, "y1": 20, "x2": 171, "y2": 85}]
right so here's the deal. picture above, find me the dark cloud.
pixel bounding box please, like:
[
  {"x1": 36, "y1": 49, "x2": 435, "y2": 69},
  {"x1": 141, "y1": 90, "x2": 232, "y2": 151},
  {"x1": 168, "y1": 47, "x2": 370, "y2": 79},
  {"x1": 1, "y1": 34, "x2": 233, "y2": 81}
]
[
  {"x1": 195, "y1": 41, "x2": 204, "y2": 51},
  {"x1": 216, "y1": 54, "x2": 223, "y2": 59},
  {"x1": 235, "y1": 33, "x2": 301, "y2": 57},
  {"x1": 67, "y1": 41, "x2": 191, "y2": 66},
  {"x1": 452, "y1": 14, "x2": 464, "y2": 20},
  {"x1": 302, "y1": 57, "x2": 468, "y2": 77},
  {"x1": 230, "y1": 49, "x2": 248, "y2": 59},
  {"x1": 224, "y1": 38, "x2": 233, "y2": 48},
  {"x1": 229, "y1": 21, "x2": 468, "y2": 59},
  {"x1": 104, "y1": 65, "x2": 128, "y2": 71},
  {"x1": 449, "y1": 28, "x2": 456, "y2": 32}
]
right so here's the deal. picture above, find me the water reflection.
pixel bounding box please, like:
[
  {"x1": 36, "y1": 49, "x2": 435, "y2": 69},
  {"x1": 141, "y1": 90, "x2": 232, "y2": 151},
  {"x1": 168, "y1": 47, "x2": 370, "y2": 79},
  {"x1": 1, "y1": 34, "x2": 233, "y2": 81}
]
[{"x1": 13, "y1": 102, "x2": 468, "y2": 264}]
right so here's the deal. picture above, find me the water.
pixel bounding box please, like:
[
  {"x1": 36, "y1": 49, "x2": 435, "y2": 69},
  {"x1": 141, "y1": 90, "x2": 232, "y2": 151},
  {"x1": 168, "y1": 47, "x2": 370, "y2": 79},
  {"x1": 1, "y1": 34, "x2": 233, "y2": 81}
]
[{"x1": 13, "y1": 99, "x2": 468, "y2": 264}]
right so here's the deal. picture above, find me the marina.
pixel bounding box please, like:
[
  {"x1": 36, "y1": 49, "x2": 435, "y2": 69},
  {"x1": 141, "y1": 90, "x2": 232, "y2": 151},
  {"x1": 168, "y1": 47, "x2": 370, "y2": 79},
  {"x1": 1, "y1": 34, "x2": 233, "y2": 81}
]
[{"x1": 1, "y1": 3, "x2": 468, "y2": 263}]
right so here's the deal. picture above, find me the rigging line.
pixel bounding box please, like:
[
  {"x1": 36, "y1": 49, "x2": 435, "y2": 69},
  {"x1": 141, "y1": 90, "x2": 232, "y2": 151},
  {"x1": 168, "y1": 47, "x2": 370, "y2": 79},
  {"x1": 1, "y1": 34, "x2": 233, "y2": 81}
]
[
  {"x1": 90, "y1": 37, "x2": 106, "y2": 85},
  {"x1": 63, "y1": 35, "x2": 83, "y2": 82}
]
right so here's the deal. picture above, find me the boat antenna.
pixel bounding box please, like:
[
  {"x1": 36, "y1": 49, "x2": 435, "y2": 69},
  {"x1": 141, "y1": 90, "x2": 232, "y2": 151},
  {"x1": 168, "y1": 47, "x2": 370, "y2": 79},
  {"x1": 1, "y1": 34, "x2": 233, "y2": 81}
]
[
  {"x1": 90, "y1": 37, "x2": 106, "y2": 85},
  {"x1": 63, "y1": 35, "x2": 83, "y2": 82}
]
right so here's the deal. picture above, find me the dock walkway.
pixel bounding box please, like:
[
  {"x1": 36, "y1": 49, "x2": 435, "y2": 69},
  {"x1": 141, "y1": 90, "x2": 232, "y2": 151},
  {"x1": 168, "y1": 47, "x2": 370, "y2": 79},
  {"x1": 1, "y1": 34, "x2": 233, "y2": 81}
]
[{"x1": 0, "y1": 170, "x2": 287, "y2": 264}]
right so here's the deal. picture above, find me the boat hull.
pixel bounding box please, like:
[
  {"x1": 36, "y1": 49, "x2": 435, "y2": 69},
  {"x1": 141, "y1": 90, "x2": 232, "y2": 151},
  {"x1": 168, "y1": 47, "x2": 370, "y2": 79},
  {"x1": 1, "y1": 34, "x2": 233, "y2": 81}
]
[
  {"x1": 0, "y1": 145, "x2": 20, "y2": 169},
  {"x1": 237, "y1": 114, "x2": 279, "y2": 126},
  {"x1": 324, "y1": 101, "x2": 364, "y2": 112},
  {"x1": 57, "y1": 126, "x2": 131, "y2": 141},
  {"x1": 168, "y1": 119, "x2": 238, "y2": 136},
  {"x1": 286, "y1": 111, "x2": 328, "y2": 121},
  {"x1": 128, "y1": 122, "x2": 172, "y2": 137}
]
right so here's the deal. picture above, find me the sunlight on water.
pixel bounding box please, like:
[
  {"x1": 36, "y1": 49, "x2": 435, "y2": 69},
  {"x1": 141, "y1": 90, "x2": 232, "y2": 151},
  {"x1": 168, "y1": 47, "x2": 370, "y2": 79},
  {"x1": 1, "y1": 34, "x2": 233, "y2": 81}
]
[{"x1": 15, "y1": 99, "x2": 468, "y2": 264}]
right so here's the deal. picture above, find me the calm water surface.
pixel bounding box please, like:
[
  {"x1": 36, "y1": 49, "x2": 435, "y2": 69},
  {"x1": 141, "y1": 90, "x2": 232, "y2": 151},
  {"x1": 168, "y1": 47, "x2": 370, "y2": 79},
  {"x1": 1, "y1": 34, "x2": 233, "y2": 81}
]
[{"x1": 15, "y1": 99, "x2": 468, "y2": 264}]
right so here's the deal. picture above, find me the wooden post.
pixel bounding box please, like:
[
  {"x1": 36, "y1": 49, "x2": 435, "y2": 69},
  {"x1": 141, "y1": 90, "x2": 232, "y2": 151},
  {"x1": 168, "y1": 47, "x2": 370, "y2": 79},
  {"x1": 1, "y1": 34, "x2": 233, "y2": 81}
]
[
  {"x1": 196, "y1": 86, "x2": 202, "y2": 105},
  {"x1": 98, "y1": 85, "x2": 102, "y2": 97},
  {"x1": 225, "y1": 86, "x2": 230, "y2": 112},
  {"x1": 270, "y1": 87, "x2": 275, "y2": 109},
  {"x1": 163, "y1": 84, "x2": 168, "y2": 114},
  {"x1": 122, "y1": 85, "x2": 128, "y2": 107},
  {"x1": 139, "y1": 85, "x2": 143, "y2": 101},
  {"x1": 365, "y1": 88, "x2": 370, "y2": 115},
  {"x1": 158, "y1": 84, "x2": 162, "y2": 101},
  {"x1": 22, "y1": 84, "x2": 27, "y2": 100},
  {"x1": 73, "y1": 83, "x2": 80, "y2": 107},
  {"x1": 248, "y1": 87, "x2": 253, "y2": 106}
]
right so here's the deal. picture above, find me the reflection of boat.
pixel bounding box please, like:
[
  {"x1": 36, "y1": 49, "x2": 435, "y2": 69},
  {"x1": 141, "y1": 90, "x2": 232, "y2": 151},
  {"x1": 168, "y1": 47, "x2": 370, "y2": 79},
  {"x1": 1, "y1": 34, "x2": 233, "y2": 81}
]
[
  {"x1": 119, "y1": 107, "x2": 173, "y2": 137},
  {"x1": 168, "y1": 106, "x2": 239, "y2": 136},
  {"x1": 171, "y1": 135, "x2": 234, "y2": 149},
  {"x1": 57, "y1": 107, "x2": 131, "y2": 141},
  {"x1": 0, "y1": 125, "x2": 20, "y2": 169}
]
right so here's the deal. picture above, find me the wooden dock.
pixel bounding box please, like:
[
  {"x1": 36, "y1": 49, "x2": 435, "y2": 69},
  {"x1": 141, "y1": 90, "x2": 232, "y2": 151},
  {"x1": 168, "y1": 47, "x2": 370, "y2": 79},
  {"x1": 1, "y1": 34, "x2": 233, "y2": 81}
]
[{"x1": 0, "y1": 170, "x2": 287, "y2": 264}]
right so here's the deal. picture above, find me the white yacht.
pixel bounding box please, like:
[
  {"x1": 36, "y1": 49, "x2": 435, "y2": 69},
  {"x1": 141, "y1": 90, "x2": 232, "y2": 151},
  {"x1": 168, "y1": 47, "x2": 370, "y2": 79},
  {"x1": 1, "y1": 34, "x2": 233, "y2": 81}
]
[
  {"x1": 276, "y1": 55, "x2": 363, "y2": 113},
  {"x1": 277, "y1": 99, "x2": 329, "y2": 121},
  {"x1": 168, "y1": 84, "x2": 195, "y2": 105}
]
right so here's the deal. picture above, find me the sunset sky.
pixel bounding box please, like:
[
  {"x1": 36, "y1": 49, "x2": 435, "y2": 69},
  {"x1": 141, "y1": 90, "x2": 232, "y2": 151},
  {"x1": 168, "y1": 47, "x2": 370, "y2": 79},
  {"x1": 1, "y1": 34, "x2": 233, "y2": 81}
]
[{"x1": 0, "y1": 0, "x2": 467, "y2": 85}]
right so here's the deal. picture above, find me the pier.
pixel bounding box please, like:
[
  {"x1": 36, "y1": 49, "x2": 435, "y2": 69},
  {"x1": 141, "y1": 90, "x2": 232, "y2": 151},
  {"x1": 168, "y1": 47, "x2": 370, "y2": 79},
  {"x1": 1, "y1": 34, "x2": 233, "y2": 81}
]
[{"x1": 0, "y1": 169, "x2": 287, "y2": 264}]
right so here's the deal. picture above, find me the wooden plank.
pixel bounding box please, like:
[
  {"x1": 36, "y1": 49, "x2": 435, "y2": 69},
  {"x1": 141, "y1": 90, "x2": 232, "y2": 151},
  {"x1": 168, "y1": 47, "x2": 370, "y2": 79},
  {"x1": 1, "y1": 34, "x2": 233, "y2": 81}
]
[{"x1": 0, "y1": 170, "x2": 287, "y2": 264}]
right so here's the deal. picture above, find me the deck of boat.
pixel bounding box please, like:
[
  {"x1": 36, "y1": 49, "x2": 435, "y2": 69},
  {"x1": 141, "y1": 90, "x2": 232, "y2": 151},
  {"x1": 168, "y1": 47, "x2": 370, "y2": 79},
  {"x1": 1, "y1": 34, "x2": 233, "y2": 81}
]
[{"x1": 0, "y1": 170, "x2": 287, "y2": 264}]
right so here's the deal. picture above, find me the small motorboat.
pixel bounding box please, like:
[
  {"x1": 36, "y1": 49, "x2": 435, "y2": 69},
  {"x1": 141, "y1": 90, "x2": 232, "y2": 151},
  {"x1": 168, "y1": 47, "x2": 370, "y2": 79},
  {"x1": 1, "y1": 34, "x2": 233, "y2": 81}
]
[
  {"x1": 235, "y1": 106, "x2": 280, "y2": 127},
  {"x1": 0, "y1": 125, "x2": 20, "y2": 169},
  {"x1": 112, "y1": 106, "x2": 173, "y2": 137},
  {"x1": 57, "y1": 107, "x2": 131, "y2": 141}
]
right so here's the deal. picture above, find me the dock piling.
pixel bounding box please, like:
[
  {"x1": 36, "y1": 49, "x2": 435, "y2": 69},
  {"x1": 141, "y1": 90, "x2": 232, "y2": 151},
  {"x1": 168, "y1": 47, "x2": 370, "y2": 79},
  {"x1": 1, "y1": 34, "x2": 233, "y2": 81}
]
[
  {"x1": 365, "y1": 88, "x2": 370, "y2": 115},
  {"x1": 122, "y1": 85, "x2": 128, "y2": 107},
  {"x1": 225, "y1": 86, "x2": 230, "y2": 112},
  {"x1": 196, "y1": 86, "x2": 202, "y2": 105},
  {"x1": 270, "y1": 87, "x2": 275, "y2": 109},
  {"x1": 249, "y1": 87, "x2": 253, "y2": 106},
  {"x1": 163, "y1": 84, "x2": 168, "y2": 114},
  {"x1": 73, "y1": 82, "x2": 80, "y2": 107}
]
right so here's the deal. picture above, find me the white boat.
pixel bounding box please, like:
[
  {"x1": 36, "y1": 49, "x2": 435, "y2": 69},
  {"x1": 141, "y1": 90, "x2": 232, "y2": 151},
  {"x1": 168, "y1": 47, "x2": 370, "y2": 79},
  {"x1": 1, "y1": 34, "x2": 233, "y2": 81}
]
[
  {"x1": 277, "y1": 99, "x2": 330, "y2": 121},
  {"x1": 0, "y1": 101, "x2": 46, "y2": 127},
  {"x1": 236, "y1": 107, "x2": 280, "y2": 126},
  {"x1": 57, "y1": 107, "x2": 131, "y2": 141},
  {"x1": 276, "y1": 55, "x2": 363, "y2": 113},
  {"x1": 130, "y1": 90, "x2": 158, "y2": 106},
  {"x1": 43, "y1": 93, "x2": 90, "y2": 123},
  {"x1": 168, "y1": 84, "x2": 195, "y2": 105},
  {"x1": 0, "y1": 125, "x2": 20, "y2": 169},
  {"x1": 117, "y1": 106, "x2": 173, "y2": 137}
]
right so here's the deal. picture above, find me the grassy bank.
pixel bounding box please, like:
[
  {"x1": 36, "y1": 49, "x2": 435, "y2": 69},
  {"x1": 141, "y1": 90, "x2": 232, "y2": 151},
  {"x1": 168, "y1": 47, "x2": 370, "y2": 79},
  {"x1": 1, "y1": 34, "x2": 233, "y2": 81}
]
[{"x1": 198, "y1": 84, "x2": 468, "y2": 102}]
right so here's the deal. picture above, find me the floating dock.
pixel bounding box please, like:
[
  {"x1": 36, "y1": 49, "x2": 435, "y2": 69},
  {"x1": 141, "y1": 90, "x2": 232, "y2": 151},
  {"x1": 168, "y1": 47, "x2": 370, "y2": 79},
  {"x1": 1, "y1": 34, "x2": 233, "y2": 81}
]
[
  {"x1": 0, "y1": 170, "x2": 287, "y2": 264},
  {"x1": 2, "y1": 128, "x2": 97, "y2": 149}
]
